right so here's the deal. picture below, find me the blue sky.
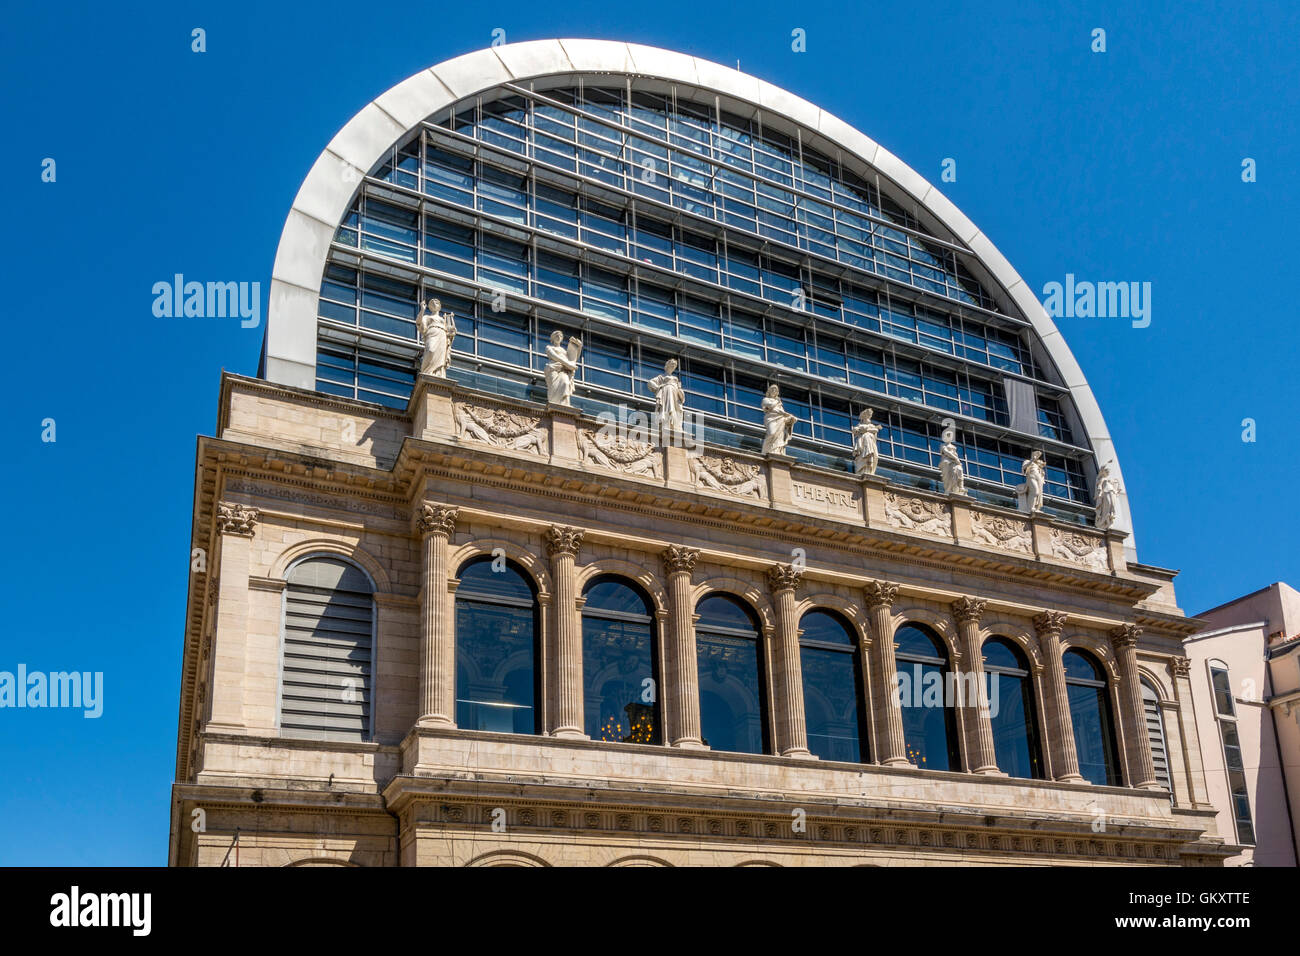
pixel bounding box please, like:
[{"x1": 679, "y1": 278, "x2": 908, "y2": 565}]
[{"x1": 1, "y1": 0, "x2": 1296, "y2": 864}]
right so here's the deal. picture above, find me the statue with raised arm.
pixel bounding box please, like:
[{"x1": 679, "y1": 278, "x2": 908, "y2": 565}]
[
  {"x1": 1095, "y1": 460, "x2": 1122, "y2": 531},
  {"x1": 939, "y1": 422, "x2": 966, "y2": 496},
  {"x1": 417, "y1": 298, "x2": 456, "y2": 378},
  {"x1": 1019, "y1": 450, "x2": 1046, "y2": 513},
  {"x1": 649, "y1": 358, "x2": 686, "y2": 442},
  {"x1": 852, "y1": 408, "x2": 880, "y2": 476},
  {"x1": 544, "y1": 330, "x2": 583, "y2": 406},
  {"x1": 760, "y1": 384, "x2": 797, "y2": 456}
]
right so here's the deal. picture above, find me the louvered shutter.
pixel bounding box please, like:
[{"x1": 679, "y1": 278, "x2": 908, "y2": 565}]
[
  {"x1": 1141, "y1": 681, "x2": 1171, "y2": 792},
  {"x1": 280, "y1": 558, "x2": 373, "y2": 740}
]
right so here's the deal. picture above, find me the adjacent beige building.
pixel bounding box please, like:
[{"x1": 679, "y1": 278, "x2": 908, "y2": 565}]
[
  {"x1": 169, "y1": 39, "x2": 1230, "y2": 866},
  {"x1": 1188, "y1": 583, "x2": 1300, "y2": 866}
]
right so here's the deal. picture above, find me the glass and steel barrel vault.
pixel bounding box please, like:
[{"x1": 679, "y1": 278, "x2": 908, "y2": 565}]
[{"x1": 264, "y1": 39, "x2": 1134, "y2": 542}]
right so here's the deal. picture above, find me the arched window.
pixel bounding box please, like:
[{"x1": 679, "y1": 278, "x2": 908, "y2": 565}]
[
  {"x1": 1063, "y1": 648, "x2": 1121, "y2": 786},
  {"x1": 582, "y1": 576, "x2": 660, "y2": 744},
  {"x1": 280, "y1": 556, "x2": 374, "y2": 741},
  {"x1": 983, "y1": 638, "x2": 1043, "y2": 779},
  {"x1": 799, "y1": 609, "x2": 868, "y2": 763},
  {"x1": 1208, "y1": 660, "x2": 1255, "y2": 844},
  {"x1": 454, "y1": 556, "x2": 539, "y2": 734},
  {"x1": 1140, "y1": 678, "x2": 1172, "y2": 793},
  {"x1": 894, "y1": 623, "x2": 960, "y2": 771},
  {"x1": 695, "y1": 594, "x2": 768, "y2": 755}
]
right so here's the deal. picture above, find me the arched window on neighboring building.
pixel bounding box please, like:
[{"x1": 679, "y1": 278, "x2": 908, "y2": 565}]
[
  {"x1": 1208, "y1": 660, "x2": 1255, "y2": 845},
  {"x1": 454, "y1": 556, "x2": 539, "y2": 734},
  {"x1": 1063, "y1": 648, "x2": 1121, "y2": 786},
  {"x1": 696, "y1": 594, "x2": 768, "y2": 755},
  {"x1": 1140, "y1": 677, "x2": 1172, "y2": 793},
  {"x1": 799, "y1": 609, "x2": 868, "y2": 763},
  {"x1": 582, "y1": 576, "x2": 660, "y2": 744},
  {"x1": 280, "y1": 556, "x2": 375, "y2": 741},
  {"x1": 895, "y1": 623, "x2": 960, "y2": 771},
  {"x1": 983, "y1": 637, "x2": 1043, "y2": 779}
]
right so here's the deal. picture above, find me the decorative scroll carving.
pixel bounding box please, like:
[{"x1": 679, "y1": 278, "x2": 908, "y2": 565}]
[
  {"x1": 416, "y1": 503, "x2": 458, "y2": 537},
  {"x1": 766, "y1": 563, "x2": 803, "y2": 593},
  {"x1": 970, "y1": 510, "x2": 1033, "y2": 555},
  {"x1": 1109, "y1": 623, "x2": 1142, "y2": 650},
  {"x1": 216, "y1": 502, "x2": 259, "y2": 536},
  {"x1": 863, "y1": 581, "x2": 899, "y2": 610},
  {"x1": 1032, "y1": 610, "x2": 1068, "y2": 638},
  {"x1": 950, "y1": 597, "x2": 986, "y2": 625},
  {"x1": 453, "y1": 402, "x2": 547, "y2": 455},
  {"x1": 545, "y1": 525, "x2": 585, "y2": 559},
  {"x1": 661, "y1": 545, "x2": 700, "y2": 577},
  {"x1": 1049, "y1": 528, "x2": 1108, "y2": 571},
  {"x1": 883, "y1": 492, "x2": 952, "y2": 538},
  {"x1": 577, "y1": 428, "x2": 661, "y2": 477},
  {"x1": 689, "y1": 453, "x2": 762, "y2": 498}
]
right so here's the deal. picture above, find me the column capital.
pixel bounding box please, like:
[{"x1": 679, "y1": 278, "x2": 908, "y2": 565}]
[
  {"x1": 415, "y1": 502, "x2": 459, "y2": 537},
  {"x1": 661, "y1": 544, "x2": 700, "y2": 577},
  {"x1": 863, "y1": 580, "x2": 899, "y2": 610},
  {"x1": 1032, "y1": 610, "x2": 1068, "y2": 638},
  {"x1": 1168, "y1": 655, "x2": 1192, "y2": 679},
  {"x1": 950, "y1": 596, "x2": 986, "y2": 625},
  {"x1": 1109, "y1": 623, "x2": 1143, "y2": 650},
  {"x1": 215, "y1": 502, "x2": 259, "y2": 536},
  {"x1": 545, "y1": 525, "x2": 585, "y2": 559},
  {"x1": 766, "y1": 563, "x2": 803, "y2": 594}
]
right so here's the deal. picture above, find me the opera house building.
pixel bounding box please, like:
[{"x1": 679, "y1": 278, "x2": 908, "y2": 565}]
[{"x1": 168, "y1": 39, "x2": 1229, "y2": 866}]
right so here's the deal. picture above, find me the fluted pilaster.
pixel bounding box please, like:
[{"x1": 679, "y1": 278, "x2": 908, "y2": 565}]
[
  {"x1": 1111, "y1": 623, "x2": 1159, "y2": 788},
  {"x1": 1034, "y1": 610, "x2": 1083, "y2": 782},
  {"x1": 952, "y1": 597, "x2": 998, "y2": 774},
  {"x1": 767, "y1": 564, "x2": 811, "y2": 757},
  {"x1": 416, "y1": 503, "x2": 458, "y2": 727},
  {"x1": 546, "y1": 525, "x2": 586, "y2": 738},
  {"x1": 662, "y1": 545, "x2": 705, "y2": 748},
  {"x1": 865, "y1": 581, "x2": 910, "y2": 766}
]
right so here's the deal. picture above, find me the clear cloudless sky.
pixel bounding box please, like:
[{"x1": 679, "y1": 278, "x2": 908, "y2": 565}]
[{"x1": 1, "y1": 0, "x2": 1296, "y2": 864}]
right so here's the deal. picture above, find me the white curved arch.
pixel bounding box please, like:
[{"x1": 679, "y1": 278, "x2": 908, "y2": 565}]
[{"x1": 265, "y1": 38, "x2": 1133, "y2": 548}]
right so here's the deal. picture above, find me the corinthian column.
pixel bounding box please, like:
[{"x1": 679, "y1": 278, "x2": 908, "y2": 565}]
[
  {"x1": 1034, "y1": 610, "x2": 1083, "y2": 782},
  {"x1": 416, "y1": 503, "x2": 458, "y2": 727},
  {"x1": 865, "y1": 581, "x2": 910, "y2": 766},
  {"x1": 662, "y1": 545, "x2": 705, "y2": 748},
  {"x1": 767, "y1": 564, "x2": 812, "y2": 758},
  {"x1": 952, "y1": 597, "x2": 999, "y2": 774},
  {"x1": 1111, "y1": 624, "x2": 1159, "y2": 788},
  {"x1": 546, "y1": 525, "x2": 586, "y2": 738}
]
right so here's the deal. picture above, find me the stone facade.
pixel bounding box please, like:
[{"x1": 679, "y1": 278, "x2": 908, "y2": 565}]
[{"x1": 168, "y1": 373, "x2": 1230, "y2": 866}]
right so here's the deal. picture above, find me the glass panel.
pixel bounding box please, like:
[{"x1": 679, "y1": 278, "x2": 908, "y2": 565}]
[
  {"x1": 454, "y1": 558, "x2": 537, "y2": 734},
  {"x1": 583, "y1": 579, "x2": 658, "y2": 744},
  {"x1": 696, "y1": 595, "x2": 765, "y2": 754}
]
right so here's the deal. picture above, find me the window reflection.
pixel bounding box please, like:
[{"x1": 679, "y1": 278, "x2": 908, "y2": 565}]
[
  {"x1": 983, "y1": 637, "x2": 1043, "y2": 779},
  {"x1": 894, "y1": 623, "x2": 960, "y2": 771},
  {"x1": 696, "y1": 594, "x2": 768, "y2": 755},
  {"x1": 582, "y1": 577, "x2": 660, "y2": 744},
  {"x1": 454, "y1": 556, "x2": 539, "y2": 734},
  {"x1": 1063, "y1": 649, "x2": 1120, "y2": 786},
  {"x1": 799, "y1": 610, "x2": 868, "y2": 763}
]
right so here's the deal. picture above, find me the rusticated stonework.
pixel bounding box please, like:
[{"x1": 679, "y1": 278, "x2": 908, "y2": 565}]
[
  {"x1": 215, "y1": 502, "x2": 259, "y2": 536},
  {"x1": 883, "y1": 492, "x2": 951, "y2": 538},
  {"x1": 416, "y1": 503, "x2": 458, "y2": 537},
  {"x1": 689, "y1": 453, "x2": 762, "y2": 498},
  {"x1": 970, "y1": 510, "x2": 1033, "y2": 555},
  {"x1": 453, "y1": 402, "x2": 547, "y2": 455},
  {"x1": 577, "y1": 428, "x2": 661, "y2": 478},
  {"x1": 1049, "y1": 528, "x2": 1108, "y2": 572}
]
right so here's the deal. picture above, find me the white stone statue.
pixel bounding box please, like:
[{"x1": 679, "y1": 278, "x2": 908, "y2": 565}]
[
  {"x1": 852, "y1": 408, "x2": 880, "y2": 476},
  {"x1": 1019, "y1": 450, "x2": 1046, "y2": 513},
  {"x1": 417, "y1": 298, "x2": 456, "y2": 378},
  {"x1": 1095, "y1": 460, "x2": 1122, "y2": 531},
  {"x1": 544, "y1": 330, "x2": 583, "y2": 406},
  {"x1": 939, "y1": 422, "x2": 966, "y2": 496},
  {"x1": 760, "y1": 384, "x2": 797, "y2": 456},
  {"x1": 649, "y1": 358, "x2": 686, "y2": 442}
]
